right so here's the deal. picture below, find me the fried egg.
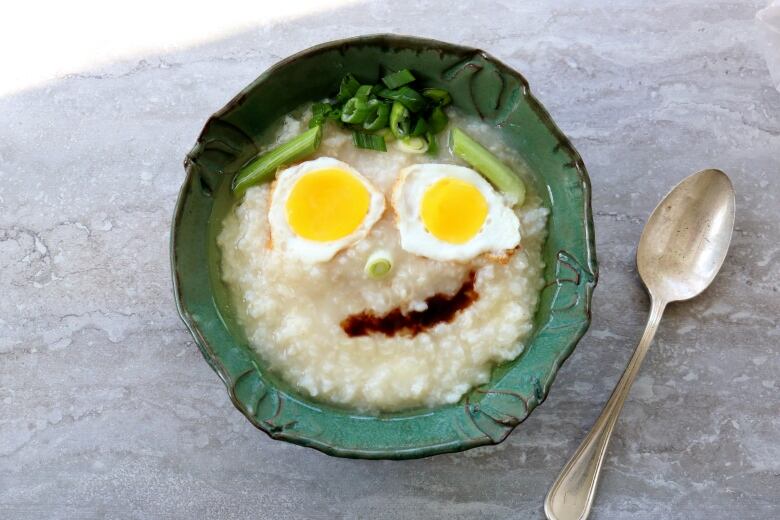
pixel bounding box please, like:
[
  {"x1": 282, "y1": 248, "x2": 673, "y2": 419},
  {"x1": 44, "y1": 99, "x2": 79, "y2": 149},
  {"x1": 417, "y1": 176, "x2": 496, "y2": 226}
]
[
  {"x1": 268, "y1": 157, "x2": 385, "y2": 262},
  {"x1": 392, "y1": 164, "x2": 520, "y2": 262}
]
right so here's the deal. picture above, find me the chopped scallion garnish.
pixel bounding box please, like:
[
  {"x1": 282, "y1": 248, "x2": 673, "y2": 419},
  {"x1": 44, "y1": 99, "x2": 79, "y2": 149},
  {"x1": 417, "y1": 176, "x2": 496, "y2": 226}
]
[
  {"x1": 410, "y1": 117, "x2": 428, "y2": 137},
  {"x1": 427, "y1": 106, "x2": 448, "y2": 133},
  {"x1": 375, "y1": 128, "x2": 396, "y2": 142},
  {"x1": 312, "y1": 102, "x2": 330, "y2": 117},
  {"x1": 426, "y1": 132, "x2": 438, "y2": 155},
  {"x1": 390, "y1": 101, "x2": 411, "y2": 139},
  {"x1": 377, "y1": 86, "x2": 426, "y2": 112},
  {"x1": 396, "y1": 136, "x2": 428, "y2": 154},
  {"x1": 232, "y1": 125, "x2": 323, "y2": 195},
  {"x1": 363, "y1": 100, "x2": 390, "y2": 131},
  {"x1": 307, "y1": 72, "x2": 452, "y2": 153},
  {"x1": 327, "y1": 106, "x2": 342, "y2": 121},
  {"x1": 422, "y1": 88, "x2": 452, "y2": 106},
  {"x1": 337, "y1": 73, "x2": 361, "y2": 102},
  {"x1": 354, "y1": 84, "x2": 373, "y2": 100},
  {"x1": 309, "y1": 102, "x2": 333, "y2": 128},
  {"x1": 352, "y1": 131, "x2": 387, "y2": 152},
  {"x1": 397, "y1": 86, "x2": 426, "y2": 112},
  {"x1": 450, "y1": 127, "x2": 526, "y2": 206},
  {"x1": 382, "y1": 69, "x2": 416, "y2": 89},
  {"x1": 364, "y1": 250, "x2": 393, "y2": 279},
  {"x1": 341, "y1": 97, "x2": 373, "y2": 124}
]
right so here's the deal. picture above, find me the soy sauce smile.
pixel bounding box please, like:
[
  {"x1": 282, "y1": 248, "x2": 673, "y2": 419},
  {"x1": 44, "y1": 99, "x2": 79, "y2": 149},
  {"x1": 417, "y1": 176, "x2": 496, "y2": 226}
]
[{"x1": 340, "y1": 271, "x2": 479, "y2": 338}]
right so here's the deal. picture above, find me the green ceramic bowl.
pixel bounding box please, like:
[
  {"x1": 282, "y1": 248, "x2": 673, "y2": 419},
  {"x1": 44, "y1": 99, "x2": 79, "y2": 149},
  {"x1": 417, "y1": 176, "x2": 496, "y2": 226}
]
[{"x1": 172, "y1": 35, "x2": 597, "y2": 459}]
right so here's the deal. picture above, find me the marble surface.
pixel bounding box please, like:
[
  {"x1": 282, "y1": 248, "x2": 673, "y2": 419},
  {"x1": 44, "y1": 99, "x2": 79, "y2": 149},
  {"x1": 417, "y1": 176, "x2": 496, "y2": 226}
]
[{"x1": 2, "y1": 1, "x2": 779, "y2": 518}]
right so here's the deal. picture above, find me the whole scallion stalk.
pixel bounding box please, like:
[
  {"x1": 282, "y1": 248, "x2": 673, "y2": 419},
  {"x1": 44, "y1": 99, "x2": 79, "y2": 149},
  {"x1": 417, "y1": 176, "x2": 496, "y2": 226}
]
[
  {"x1": 231, "y1": 125, "x2": 323, "y2": 195},
  {"x1": 449, "y1": 127, "x2": 526, "y2": 206}
]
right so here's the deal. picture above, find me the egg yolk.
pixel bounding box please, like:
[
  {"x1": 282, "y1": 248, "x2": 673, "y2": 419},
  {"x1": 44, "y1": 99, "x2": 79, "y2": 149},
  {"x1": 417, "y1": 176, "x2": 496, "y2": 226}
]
[
  {"x1": 285, "y1": 168, "x2": 371, "y2": 242},
  {"x1": 421, "y1": 177, "x2": 488, "y2": 244}
]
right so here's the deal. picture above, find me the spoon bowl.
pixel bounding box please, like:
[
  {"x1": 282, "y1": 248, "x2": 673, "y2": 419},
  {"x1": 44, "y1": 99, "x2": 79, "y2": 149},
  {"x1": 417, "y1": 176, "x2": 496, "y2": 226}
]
[{"x1": 638, "y1": 169, "x2": 736, "y2": 303}]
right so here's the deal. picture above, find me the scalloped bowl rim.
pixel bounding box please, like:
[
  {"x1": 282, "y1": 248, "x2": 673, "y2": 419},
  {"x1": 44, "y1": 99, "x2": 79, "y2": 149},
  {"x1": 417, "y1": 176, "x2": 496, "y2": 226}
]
[{"x1": 171, "y1": 34, "x2": 598, "y2": 459}]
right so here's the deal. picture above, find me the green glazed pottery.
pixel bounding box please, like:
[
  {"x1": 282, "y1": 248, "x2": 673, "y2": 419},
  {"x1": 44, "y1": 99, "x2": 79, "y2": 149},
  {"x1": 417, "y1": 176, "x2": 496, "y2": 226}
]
[{"x1": 171, "y1": 35, "x2": 597, "y2": 459}]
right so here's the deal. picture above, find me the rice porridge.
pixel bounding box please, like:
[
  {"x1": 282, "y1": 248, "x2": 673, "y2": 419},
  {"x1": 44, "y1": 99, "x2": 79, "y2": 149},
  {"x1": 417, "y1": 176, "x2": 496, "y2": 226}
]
[{"x1": 218, "y1": 113, "x2": 548, "y2": 412}]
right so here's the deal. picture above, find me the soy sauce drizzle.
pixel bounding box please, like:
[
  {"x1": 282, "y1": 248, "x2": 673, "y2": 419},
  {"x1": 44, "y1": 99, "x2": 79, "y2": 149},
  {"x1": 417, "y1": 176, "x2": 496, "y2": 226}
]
[{"x1": 341, "y1": 271, "x2": 479, "y2": 338}]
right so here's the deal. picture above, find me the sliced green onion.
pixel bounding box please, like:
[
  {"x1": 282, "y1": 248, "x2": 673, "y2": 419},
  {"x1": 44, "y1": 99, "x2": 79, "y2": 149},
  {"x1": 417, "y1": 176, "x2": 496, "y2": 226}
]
[
  {"x1": 450, "y1": 127, "x2": 526, "y2": 206},
  {"x1": 363, "y1": 100, "x2": 390, "y2": 131},
  {"x1": 396, "y1": 136, "x2": 428, "y2": 154},
  {"x1": 425, "y1": 132, "x2": 438, "y2": 155},
  {"x1": 326, "y1": 106, "x2": 342, "y2": 121},
  {"x1": 352, "y1": 130, "x2": 387, "y2": 152},
  {"x1": 427, "y1": 106, "x2": 448, "y2": 133},
  {"x1": 375, "y1": 127, "x2": 396, "y2": 142},
  {"x1": 232, "y1": 125, "x2": 323, "y2": 195},
  {"x1": 410, "y1": 117, "x2": 428, "y2": 137},
  {"x1": 389, "y1": 101, "x2": 411, "y2": 139},
  {"x1": 422, "y1": 88, "x2": 452, "y2": 106},
  {"x1": 364, "y1": 250, "x2": 393, "y2": 279},
  {"x1": 312, "y1": 102, "x2": 330, "y2": 117},
  {"x1": 382, "y1": 69, "x2": 416, "y2": 89},
  {"x1": 341, "y1": 97, "x2": 372, "y2": 124},
  {"x1": 309, "y1": 102, "x2": 332, "y2": 128},
  {"x1": 377, "y1": 86, "x2": 426, "y2": 112},
  {"x1": 395, "y1": 86, "x2": 426, "y2": 112},
  {"x1": 337, "y1": 73, "x2": 361, "y2": 102},
  {"x1": 355, "y1": 84, "x2": 373, "y2": 100}
]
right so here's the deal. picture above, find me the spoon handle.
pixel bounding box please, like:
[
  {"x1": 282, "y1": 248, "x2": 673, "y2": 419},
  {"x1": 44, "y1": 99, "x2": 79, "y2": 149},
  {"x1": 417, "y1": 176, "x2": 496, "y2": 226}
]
[{"x1": 545, "y1": 298, "x2": 667, "y2": 520}]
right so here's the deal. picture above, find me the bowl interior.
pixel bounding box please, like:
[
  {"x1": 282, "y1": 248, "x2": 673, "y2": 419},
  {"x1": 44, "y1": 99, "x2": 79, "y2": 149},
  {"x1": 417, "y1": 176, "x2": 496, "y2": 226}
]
[{"x1": 172, "y1": 35, "x2": 597, "y2": 459}]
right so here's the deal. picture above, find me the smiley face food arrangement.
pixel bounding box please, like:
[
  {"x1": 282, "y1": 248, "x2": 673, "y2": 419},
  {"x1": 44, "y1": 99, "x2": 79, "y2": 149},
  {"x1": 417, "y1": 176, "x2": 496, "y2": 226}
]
[{"x1": 218, "y1": 71, "x2": 549, "y2": 412}]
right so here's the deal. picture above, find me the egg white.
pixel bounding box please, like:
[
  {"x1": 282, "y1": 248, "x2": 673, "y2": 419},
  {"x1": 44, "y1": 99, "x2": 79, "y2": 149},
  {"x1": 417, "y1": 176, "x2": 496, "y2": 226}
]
[
  {"x1": 268, "y1": 157, "x2": 385, "y2": 263},
  {"x1": 392, "y1": 164, "x2": 520, "y2": 262}
]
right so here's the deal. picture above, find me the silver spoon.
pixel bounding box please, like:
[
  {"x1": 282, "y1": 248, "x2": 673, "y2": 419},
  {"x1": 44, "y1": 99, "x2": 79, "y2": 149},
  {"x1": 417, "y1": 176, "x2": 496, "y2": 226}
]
[{"x1": 545, "y1": 169, "x2": 736, "y2": 520}]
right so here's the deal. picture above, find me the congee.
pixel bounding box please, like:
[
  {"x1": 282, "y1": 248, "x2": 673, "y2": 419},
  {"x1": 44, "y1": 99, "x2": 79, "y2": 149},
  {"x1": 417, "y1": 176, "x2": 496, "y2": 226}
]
[{"x1": 218, "y1": 71, "x2": 548, "y2": 412}]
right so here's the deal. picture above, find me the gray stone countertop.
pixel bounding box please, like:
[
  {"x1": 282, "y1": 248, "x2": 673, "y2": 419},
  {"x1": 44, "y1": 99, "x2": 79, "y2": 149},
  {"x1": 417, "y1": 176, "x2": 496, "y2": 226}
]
[{"x1": 1, "y1": 1, "x2": 778, "y2": 518}]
